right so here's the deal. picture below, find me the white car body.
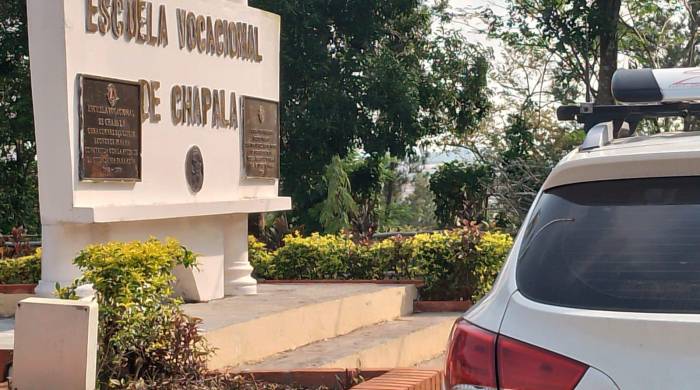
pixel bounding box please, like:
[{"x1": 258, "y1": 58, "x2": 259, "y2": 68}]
[{"x1": 454, "y1": 131, "x2": 700, "y2": 390}]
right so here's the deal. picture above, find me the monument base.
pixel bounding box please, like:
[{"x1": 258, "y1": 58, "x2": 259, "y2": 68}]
[
  {"x1": 35, "y1": 280, "x2": 71, "y2": 298},
  {"x1": 37, "y1": 213, "x2": 260, "y2": 302}
]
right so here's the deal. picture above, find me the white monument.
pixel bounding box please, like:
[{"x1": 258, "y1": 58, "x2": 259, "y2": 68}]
[{"x1": 26, "y1": 0, "x2": 290, "y2": 301}]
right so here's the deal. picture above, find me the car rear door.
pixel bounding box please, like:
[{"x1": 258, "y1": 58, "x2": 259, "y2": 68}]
[{"x1": 503, "y1": 176, "x2": 700, "y2": 389}]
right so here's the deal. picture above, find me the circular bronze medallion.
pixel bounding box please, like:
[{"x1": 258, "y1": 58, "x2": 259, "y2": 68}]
[{"x1": 185, "y1": 146, "x2": 204, "y2": 193}]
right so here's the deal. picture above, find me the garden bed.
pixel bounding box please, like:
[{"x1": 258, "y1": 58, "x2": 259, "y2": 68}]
[
  {"x1": 259, "y1": 279, "x2": 424, "y2": 287},
  {"x1": 0, "y1": 284, "x2": 36, "y2": 318},
  {"x1": 0, "y1": 251, "x2": 40, "y2": 286},
  {"x1": 0, "y1": 252, "x2": 40, "y2": 318},
  {"x1": 250, "y1": 229, "x2": 513, "y2": 303},
  {"x1": 414, "y1": 300, "x2": 472, "y2": 313}
]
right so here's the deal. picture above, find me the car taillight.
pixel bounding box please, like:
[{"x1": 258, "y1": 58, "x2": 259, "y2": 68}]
[
  {"x1": 445, "y1": 320, "x2": 498, "y2": 390},
  {"x1": 497, "y1": 336, "x2": 587, "y2": 390},
  {"x1": 445, "y1": 319, "x2": 588, "y2": 390}
]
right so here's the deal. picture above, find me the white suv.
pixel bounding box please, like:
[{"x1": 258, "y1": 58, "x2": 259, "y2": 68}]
[{"x1": 444, "y1": 68, "x2": 700, "y2": 390}]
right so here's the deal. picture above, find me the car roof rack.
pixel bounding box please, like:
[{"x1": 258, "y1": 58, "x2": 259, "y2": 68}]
[{"x1": 557, "y1": 101, "x2": 700, "y2": 138}]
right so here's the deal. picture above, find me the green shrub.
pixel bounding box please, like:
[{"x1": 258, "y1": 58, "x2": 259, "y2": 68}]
[
  {"x1": 348, "y1": 242, "x2": 385, "y2": 280},
  {"x1": 430, "y1": 162, "x2": 493, "y2": 227},
  {"x1": 473, "y1": 231, "x2": 514, "y2": 300},
  {"x1": 0, "y1": 248, "x2": 41, "y2": 284},
  {"x1": 365, "y1": 236, "x2": 411, "y2": 279},
  {"x1": 251, "y1": 227, "x2": 514, "y2": 302},
  {"x1": 409, "y1": 229, "x2": 477, "y2": 301},
  {"x1": 271, "y1": 233, "x2": 356, "y2": 279},
  {"x1": 57, "y1": 238, "x2": 211, "y2": 389}
]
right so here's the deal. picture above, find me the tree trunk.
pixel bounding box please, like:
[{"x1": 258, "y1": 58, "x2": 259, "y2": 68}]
[
  {"x1": 383, "y1": 161, "x2": 398, "y2": 220},
  {"x1": 596, "y1": 0, "x2": 622, "y2": 105}
]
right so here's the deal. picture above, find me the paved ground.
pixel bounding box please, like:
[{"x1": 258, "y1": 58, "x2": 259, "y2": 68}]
[{"x1": 0, "y1": 319, "x2": 13, "y2": 351}]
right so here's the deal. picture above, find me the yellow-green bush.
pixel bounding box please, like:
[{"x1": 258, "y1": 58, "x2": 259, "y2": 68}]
[
  {"x1": 57, "y1": 238, "x2": 211, "y2": 389},
  {"x1": 252, "y1": 228, "x2": 514, "y2": 302},
  {"x1": 407, "y1": 231, "x2": 467, "y2": 300},
  {"x1": 365, "y1": 236, "x2": 411, "y2": 279},
  {"x1": 474, "y1": 231, "x2": 514, "y2": 300},
  {"x1": 0, "y1": 248, "x2": 41, "y2": 284},
  {"x1": 249, "y1": 235, "x2": 273, "y2": 279},
  {"x1": 271, "y1": 233, "x2": 357, "y2": 279}
]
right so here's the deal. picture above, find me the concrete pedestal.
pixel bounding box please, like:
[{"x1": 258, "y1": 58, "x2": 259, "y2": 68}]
[
  {"x1": 224, "y1": 215, "x2": 258, "y2": 296},
  {"x1": 36, "y1": 213, "x2": 268, "y2": 301},
  {"x1": 13, "y1": 298, "x2": 99, "y2": 390}
]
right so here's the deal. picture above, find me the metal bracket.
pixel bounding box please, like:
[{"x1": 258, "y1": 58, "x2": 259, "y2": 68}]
[{"x1": 580, "y1": 122, "x2": 613, "y2": 151}]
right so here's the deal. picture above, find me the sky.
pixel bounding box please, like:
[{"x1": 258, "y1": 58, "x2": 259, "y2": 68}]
[{"x1": 449, "y1": 0, "x2": 506, "y2": 46}]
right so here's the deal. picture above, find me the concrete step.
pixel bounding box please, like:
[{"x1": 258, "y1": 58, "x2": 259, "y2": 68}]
[
  {"x1": 183, "y1": 283, "x2": 418, "y2": 369},
  {"x1": 239, "y1": 313, "x2": 459, "y2": 370},
  {"x1": 415, "y1": 354, "x2": 445, "y2": 370}
]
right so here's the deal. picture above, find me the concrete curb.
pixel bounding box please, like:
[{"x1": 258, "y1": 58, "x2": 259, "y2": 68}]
[{"x1": 352, "y1": 369, "x2": 443, "y2": 390}]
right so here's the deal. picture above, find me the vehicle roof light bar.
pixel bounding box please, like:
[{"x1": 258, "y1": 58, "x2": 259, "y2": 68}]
[
  {"x1": 559, "y1": 67, "x2": 700, "y2": 138},
  {"x1": 613, "y1": 68, "x2": 700, "y2": 104}
]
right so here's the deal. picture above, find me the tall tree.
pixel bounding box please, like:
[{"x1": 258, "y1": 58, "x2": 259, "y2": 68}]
[
  {"x1": 0, "y1": 0, "x2": 38, "y2": 233},
  {"x1": 597, "y1": 0, "x2": 622, "y2": 104},
  {"x1": 618, "y1": 0, "x2": 700, "y2": 69},
  {"x1": 249, "y1": 0, "x2": 491, "y2": 228},
  {"x1": 489, "y1": 0, "x2": 622, "y2": 104},
  {"x1": 319, "y1": 156, "x2": 357, "y2": 234}
]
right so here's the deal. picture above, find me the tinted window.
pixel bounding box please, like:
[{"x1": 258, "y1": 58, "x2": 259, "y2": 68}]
[{"x1": 517, "y1": 177, "x2": 700, "y2": 313}]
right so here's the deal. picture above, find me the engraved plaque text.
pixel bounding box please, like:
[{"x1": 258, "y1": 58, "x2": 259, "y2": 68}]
[
  {"x1": 242, "y1": 97, "x2": 279, "y2": 179},
  {"x1": 79, "y1": 75, "x2": 142, "y2": 181}
]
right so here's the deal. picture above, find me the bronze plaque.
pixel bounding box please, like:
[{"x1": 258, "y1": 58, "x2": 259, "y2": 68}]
[
  {"x1": 79, "y1": 75, "x2": 142, "y2": 181},
  {"x1": 242, "y1": 97, "x2": 280, "y2": 179},
  {"x1": 186, "y1": 146, "x2": 204, "y2": 193}
]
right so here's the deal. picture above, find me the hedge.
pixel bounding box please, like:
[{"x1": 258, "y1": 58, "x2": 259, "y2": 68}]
[
  {"x1": 0, "y1": 248, "x2": 41, "y2": 285},
  {"x1": 250, "y1": 228, "x2": 513, "y2": 301}
]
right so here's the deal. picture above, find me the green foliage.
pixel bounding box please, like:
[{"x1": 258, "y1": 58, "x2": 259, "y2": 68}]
[
  {"x1": 378, "y1": 154, "x2": 438, "y2": 232},
  {"x1": 57, "y1": 239, "x2": 210, "y2": 389},
  {"x1": 319, "y1": 156, "x2": 358, "y2": 234},
  {"x1": 270, "y1": 233, "x2": 358, "y2": 280},
  {"x1": 248, "y1": 0, "x2": 490, "y2": 231},
  {"x1": 249, "y1": 235, "x2": 273, "y2": 279},
  {"x1": 252, "y1": 228, "x2": 513, "y2": 301},
  {"x1": 346, "y1": 155, "x2": 389, "y2": 237},
  {"x1": 408, "y1": 229, "x2": 471, "y2": 300},
  {"x1": 0, "y1": 0, "x2": 39, "y2": 233},
  {"x1": 0, "y1": 248, "x2": 40, "y2": 284},
  {"x1": 429, "y1": 162, "x2": 492, "y2": 227}
]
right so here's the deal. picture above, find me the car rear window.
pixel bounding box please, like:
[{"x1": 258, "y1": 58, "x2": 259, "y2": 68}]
[{"x1": 517, "y1": 176, "x2": 700, "y2": 313}]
